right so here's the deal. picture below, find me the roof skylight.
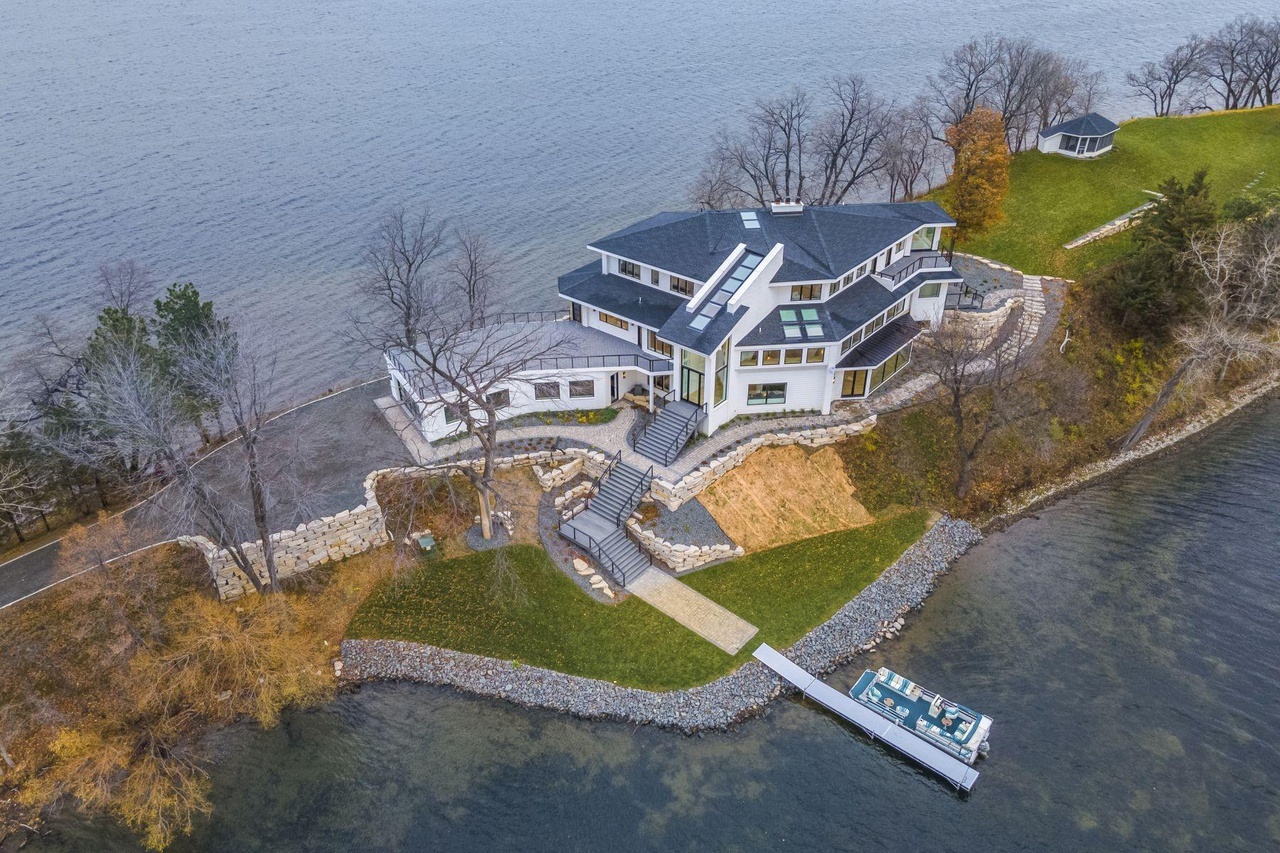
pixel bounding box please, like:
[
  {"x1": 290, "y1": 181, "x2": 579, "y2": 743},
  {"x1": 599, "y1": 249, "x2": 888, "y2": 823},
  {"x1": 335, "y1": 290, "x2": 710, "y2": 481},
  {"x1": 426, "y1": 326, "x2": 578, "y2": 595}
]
[{"x1": 740, "y1": 211, "x2": 760, "y2": 229}]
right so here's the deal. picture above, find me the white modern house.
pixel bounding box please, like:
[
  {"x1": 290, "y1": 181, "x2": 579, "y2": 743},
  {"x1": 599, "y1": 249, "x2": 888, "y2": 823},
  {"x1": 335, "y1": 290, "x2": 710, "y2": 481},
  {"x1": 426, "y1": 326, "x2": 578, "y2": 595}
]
[
  {"x1": 1036, "y1": 112, "x2": 1119, "y2": 159},
  {"x1": 387, "y1": 200, "x2": 961, "y2": 465}
]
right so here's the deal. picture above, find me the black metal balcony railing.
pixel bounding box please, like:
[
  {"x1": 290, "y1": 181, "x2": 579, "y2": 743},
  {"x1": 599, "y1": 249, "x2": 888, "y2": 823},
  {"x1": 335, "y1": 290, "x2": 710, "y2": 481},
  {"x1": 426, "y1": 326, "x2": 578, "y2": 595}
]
[
  {"x1": 468, "y1": 309, "x2": 570, "y2": 328},
  {"x1": 524, "y1": 353, "x2": 674, "y2": 372},
  {"x1": 883, "y1": 251, "x2": 951, "y2": 285}
]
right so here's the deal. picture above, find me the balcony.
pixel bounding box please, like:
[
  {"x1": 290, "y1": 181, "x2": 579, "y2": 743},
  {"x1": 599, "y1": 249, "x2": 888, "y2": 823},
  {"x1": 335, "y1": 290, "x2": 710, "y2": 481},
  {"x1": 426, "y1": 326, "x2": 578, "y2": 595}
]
[{"x1": 877, "y1": 251, "x2": 952, "y2": 287}]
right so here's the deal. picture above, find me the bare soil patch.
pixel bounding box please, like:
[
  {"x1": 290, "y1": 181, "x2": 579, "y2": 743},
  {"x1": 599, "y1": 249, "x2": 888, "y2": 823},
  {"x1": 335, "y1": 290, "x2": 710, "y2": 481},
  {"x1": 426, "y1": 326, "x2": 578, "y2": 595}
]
[{"x1": 696, "y1": 445, "x2": 873, "y2": 552}]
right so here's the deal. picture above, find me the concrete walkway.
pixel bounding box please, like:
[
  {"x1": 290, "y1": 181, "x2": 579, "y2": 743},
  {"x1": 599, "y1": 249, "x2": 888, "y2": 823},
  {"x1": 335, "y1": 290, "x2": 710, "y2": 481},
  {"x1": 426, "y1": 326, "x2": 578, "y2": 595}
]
[{"x1": 625, "y1": 567, "x2": 758, "y2": 653}]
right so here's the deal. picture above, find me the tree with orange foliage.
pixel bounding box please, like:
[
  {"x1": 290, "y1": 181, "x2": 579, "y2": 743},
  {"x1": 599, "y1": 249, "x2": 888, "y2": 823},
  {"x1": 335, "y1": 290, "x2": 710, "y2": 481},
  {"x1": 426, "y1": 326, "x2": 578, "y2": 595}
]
[{"x1": 943, "y1": 107, "x2": 1011, "y2": 241}]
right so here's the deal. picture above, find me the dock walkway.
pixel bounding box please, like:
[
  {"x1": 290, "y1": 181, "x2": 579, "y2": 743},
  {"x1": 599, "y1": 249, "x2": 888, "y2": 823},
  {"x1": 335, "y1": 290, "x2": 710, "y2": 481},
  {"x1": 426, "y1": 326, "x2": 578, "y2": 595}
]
[{"x1": 752, "y1": 644, "x2": 980, "y2": 791}]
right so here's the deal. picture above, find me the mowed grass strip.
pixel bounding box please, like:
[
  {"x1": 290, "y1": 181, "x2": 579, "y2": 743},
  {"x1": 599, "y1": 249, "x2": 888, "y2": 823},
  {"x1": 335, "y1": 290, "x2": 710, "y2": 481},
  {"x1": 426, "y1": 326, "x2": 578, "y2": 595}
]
[
  {"x1": 941, "y1": 106, "x2": 1280, "y2": 278},
  {"x1": 346, "y1": 509, "x2": 928, "y2": 691}
]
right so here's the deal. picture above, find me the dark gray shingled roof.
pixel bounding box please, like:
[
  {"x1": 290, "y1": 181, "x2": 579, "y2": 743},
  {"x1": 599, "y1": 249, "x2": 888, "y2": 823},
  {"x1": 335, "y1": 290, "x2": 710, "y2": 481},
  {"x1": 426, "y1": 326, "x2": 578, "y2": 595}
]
[
  {"x1": 1038, "y1": 112, "x2": 1119, "y2": 139},
  {"x1": 557, "y1": 263, "x2": 685, "y2": 329},
  {"x1": 836, "y1": 317, "x2": 924, "y2": 368},
  {"x1": 587, "y1": 202, "x2": 956, "y2": 285},
  {"x1": 737, "y1": 263, "x2": 959, "y2": 348}
]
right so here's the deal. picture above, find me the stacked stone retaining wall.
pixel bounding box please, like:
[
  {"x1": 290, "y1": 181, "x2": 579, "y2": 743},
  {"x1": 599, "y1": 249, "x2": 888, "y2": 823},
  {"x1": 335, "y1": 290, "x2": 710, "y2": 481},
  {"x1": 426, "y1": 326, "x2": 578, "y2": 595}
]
[{"x1": 625, "y1": 518, "x2": 744, "y2": 571}]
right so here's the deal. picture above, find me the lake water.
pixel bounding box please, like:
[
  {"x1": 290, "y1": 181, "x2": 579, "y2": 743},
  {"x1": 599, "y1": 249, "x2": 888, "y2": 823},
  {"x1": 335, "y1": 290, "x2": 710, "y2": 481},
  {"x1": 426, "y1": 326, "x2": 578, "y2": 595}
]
[
  {"x1": 1, "y1": 0, "x2": 1264, "y2": 399},
  {"x1": 30, "y1": 398, "x2": 1280, "y2": 850}
]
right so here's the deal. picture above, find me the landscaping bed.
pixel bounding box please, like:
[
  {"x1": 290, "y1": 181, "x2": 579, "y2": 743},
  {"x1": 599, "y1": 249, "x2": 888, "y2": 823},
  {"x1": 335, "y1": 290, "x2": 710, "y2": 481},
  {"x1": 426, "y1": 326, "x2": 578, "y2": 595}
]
[{"x1": 345, "y1": 509, "x2": 928, "y2": 690}]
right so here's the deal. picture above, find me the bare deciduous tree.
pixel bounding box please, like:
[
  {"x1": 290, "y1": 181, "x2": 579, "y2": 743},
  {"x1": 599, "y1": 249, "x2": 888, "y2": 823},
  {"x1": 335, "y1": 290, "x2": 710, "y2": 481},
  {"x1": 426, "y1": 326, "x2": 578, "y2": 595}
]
[
  {"x1": 352, "y1": 207, "x2": 448, "y2": 351},
  {"x1": 882, "y1": 98, "x2": 941, "y2": 202},
  {"x1": 1121, "y1": 222, "x2": 1280, "y2": 449},
  {"x1": 1201, "y1": 17, "x2": 1258, "y2": 111},
  {"x1": 387, "y1": 287, "x2": 568, "y2": 540},
  {"x1": 449, "y1": 225, "x2": 503, "y2": 309},
  {"x1": 918, "y1": 308, "x2": 1043, "y2": 498},
  {"x1": 97, "y1": 259, "x2": 153, "y2": 315},
  {"x1": 690, "y1": 79, "x2": 890, "y2": 209},
  {"x1": 1126, "y1": 36, "x2": 1208, "y2": 116}
]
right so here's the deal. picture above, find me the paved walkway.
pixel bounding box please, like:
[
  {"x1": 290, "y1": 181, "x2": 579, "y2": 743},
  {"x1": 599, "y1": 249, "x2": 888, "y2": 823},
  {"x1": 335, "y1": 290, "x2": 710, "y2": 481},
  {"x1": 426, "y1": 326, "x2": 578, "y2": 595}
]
[
  {"x1": 625, "y1": 567, "x2": 758, "y2": 653},
  {"x1": 0, "y1": 380, "x2": 411, "y2": 610}
]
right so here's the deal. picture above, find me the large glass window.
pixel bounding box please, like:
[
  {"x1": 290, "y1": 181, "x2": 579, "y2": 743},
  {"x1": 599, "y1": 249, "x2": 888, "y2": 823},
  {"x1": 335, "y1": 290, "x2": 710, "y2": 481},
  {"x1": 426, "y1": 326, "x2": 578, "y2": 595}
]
[
  {"x1": 647, "y1": 331, "x2": 673, "y2": 357},
  {"x1": 599, "y1": 312, "x2": 629, "y2": 330},
  {"x1": 911, "y1": 227, "x2": 937, "y2": 251},
  {"x1": 570, "y1": 302, "x2": 582, "y2": 323},
  {"x1": 746, "y1": 383, "x2": 786, "y2": 406},
  {"x1": 761, "y1": 349, "x2": 781, "y2": 366},
  {"x1": 790, "y1": 284, "x2": 822, "y2": 301},
  {"x1": 784, "y1": 349, "x2": 803, "y2": 365},
  {"x1": 569, "y1": 380, "x2": 595, "y2": 398},
  {"x1": 918, "y1": 281, "x2": 942, "y2": 299},
  {"x1": 670, "y1": 276, "x2": 696, "y2": 296},
  {"x1": 618, "y1": 259, "x2": 640, "y2": 279},
  {"x1": 841, "y1": 369, "x2": 868, "y2": 398},
  {"x1": 487, "y1": 390, "x2": 511, "y2": 409},
  {"x1": 806, "y1": 347, "x2": 826, "y2": 363},
  {"x1": 739, "y1": 350, "x2": 759, "y2": 367},
  {"x1": 443, "y1": 401, "x2": 467, "y2": 423},
  {"x1": 841, "y1": 328, "x2": 864, "y2": 354},
  {"x1": 533, "y1": 382, "x2": 560, "y2": 400},
  {"x1": 887, "y1": 298, "x2": 907, "y2": 320},
  {"x1": 713, "y1": 339, "x2": 729, "y2": 407}
]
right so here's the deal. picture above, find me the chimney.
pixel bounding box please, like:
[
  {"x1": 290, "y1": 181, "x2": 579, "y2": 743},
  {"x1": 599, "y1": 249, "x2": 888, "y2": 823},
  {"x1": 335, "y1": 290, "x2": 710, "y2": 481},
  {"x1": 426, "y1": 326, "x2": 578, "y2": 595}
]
[{"x1": 771, "y1": 197, "x2": 804, "y2": 215}]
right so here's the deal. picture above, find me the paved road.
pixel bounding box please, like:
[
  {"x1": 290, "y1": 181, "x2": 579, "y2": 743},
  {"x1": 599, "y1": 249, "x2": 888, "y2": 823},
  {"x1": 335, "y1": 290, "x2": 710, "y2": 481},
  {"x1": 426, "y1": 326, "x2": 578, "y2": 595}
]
[{"x1": 0, "y1": 380, "x2": 411, "y2": 609}]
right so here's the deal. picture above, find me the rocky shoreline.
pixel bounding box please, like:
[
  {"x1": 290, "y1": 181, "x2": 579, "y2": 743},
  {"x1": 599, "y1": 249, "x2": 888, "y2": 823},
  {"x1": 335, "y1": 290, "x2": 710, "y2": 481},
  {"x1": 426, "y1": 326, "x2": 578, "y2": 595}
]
[{"x1": 340, "y1": 516, "x2": 983, "y2": 733}]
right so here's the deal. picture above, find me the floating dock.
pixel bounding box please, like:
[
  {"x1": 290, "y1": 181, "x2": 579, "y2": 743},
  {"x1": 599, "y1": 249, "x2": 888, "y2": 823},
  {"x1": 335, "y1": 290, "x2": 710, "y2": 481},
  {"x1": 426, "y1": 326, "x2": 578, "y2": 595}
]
[{"x1": 752, "y1": 644, "x2": 981, "y2": 791}]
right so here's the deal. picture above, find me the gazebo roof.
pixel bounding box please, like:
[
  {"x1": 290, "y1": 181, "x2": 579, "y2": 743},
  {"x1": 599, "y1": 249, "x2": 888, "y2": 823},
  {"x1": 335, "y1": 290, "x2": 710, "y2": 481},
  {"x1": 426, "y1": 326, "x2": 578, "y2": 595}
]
[{"x1": 1038, "y1": 112, "x2": 1119, "y2": 139}]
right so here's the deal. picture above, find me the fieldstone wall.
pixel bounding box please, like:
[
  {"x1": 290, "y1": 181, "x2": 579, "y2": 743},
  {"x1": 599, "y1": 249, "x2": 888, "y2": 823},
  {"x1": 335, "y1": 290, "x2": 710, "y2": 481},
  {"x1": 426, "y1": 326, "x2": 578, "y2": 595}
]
[
  {"x1": 531, "y1": 449, "x2": 611, "y2": 490},
  {"x1": 178, "y1": 470, "x2": 391, "y2": 600},
  {"x1": 624, "y1": 518, "x2": 743, "y2": 571},
  {"x1": 944, "y1": 296, "x2": 1023, "y2": 348},
  {"x1": 648, "y1": 416, "x2": 877, "y2": 510}
]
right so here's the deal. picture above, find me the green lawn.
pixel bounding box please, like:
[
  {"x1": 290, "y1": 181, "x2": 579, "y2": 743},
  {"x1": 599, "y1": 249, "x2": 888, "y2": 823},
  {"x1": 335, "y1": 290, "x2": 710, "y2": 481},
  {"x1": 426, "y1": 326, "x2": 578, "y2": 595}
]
[
  {"x1": 346, "y1": 509, "x2": 928, "y2": 690},
  {"x1": 944, "y1": 107, "x2": 1280, "y2": 279}
]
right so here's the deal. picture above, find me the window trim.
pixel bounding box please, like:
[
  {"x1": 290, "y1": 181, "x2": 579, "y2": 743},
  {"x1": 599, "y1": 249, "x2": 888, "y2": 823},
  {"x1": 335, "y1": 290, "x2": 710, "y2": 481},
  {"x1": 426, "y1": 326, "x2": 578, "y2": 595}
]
[
  {"x1": 739, "y1": 350, "x2": 759, "y2": 367},
  {"x1": 806, "y1": 347, "x2": 826, "y2": 363},
  {"x1": 533, "y1": 381, "x2": 561, "y2": 400},
  {"x1": 598, "y1": 311, "x2": 629, "y2": 330},
  {"x1": 618, "y1": 259, "x2": 640, "y2": 280},
  {"x1": 568, "y1": 379, "x2": 595, "y2": 399},
  {"x1": 746, "y1": 382, "x2": 787, "y2": 406},
  {"x1": 761, "y1": 349, "x2": 781, "y2": 366},
  {"x1": 783, "y1": 349, "x2": 803, "y2": 365},
  {"x1": 789, "y1": 283, "x2": 823, "y2": 302},
  {"x1": 670, "y1": 275, "x2": 696, "y2": 296},
  {"x1": 646, "y1": 331, "x2": 673, "y2": 358},
  {"x1": 650, "y1": 269, "x2": 660, "y2": 285}
]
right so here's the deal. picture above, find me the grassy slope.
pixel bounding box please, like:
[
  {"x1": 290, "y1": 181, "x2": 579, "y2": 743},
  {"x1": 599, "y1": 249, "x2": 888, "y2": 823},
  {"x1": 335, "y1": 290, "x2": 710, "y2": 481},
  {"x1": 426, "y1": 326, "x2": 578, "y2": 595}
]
[
  {"x1": 948, "y1": 107, "x2": 1280, "y2": 278},
  {"x1": 346, "y1": 509, "x2": 927, "y2": 691}
]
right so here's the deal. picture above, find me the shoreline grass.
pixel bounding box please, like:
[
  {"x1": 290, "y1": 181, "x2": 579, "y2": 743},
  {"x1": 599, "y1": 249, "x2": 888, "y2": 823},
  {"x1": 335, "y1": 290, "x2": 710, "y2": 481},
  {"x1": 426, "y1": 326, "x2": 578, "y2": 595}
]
[
  {"x1": 940, "y1": 106, "x2": 1280, "y2": 278},
  {"x1": 345, "y1": 509, "x2": 928, "y2": 691}
]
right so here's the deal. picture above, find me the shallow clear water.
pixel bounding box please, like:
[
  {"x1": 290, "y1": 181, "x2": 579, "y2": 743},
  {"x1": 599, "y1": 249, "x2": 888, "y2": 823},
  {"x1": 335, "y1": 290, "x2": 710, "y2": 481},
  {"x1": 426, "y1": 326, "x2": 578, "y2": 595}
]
[
  {"x1": 33, "y1": 398, "x2": 1280, "y2": 850},
  {"x1": 1, "y1": 0, "x2": 1264, "y2": 398}
]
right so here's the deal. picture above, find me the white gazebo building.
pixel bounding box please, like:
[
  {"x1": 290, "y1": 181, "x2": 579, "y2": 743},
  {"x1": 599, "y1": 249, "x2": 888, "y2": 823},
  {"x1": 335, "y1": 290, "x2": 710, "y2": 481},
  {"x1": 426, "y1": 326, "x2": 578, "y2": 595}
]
[{"x1": 1036, "y1": 113, "x2": 1119, "y2": 159}]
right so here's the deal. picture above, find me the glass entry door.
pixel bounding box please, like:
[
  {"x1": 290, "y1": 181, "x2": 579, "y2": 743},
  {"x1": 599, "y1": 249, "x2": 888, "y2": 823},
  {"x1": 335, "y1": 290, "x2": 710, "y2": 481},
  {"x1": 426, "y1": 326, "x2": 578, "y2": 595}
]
[{"x1": 680, "y1": 350, "x2": 706, "y2": 406}]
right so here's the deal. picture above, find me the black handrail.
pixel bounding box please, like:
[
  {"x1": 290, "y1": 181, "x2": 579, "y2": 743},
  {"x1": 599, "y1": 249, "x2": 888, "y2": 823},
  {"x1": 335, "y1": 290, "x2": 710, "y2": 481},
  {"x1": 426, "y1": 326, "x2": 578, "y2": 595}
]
[
  {"x1": 887, "y1": 252, "x2": 950, "y2": 285},
  {"x1": 522, "y1": 353, "x2": 674, "y2": 372},
  {"x1": 583, "y1": 450, "x2": 621, "y2": 515},
  {"x1": 558, "y1": 521, "x2": 652, "y2": 586},
  {"x1": 661, "y1": 402, "x2": 706, "y2": 465},
  {"x1": 468, "y1": 309, "x2": 569, "y2": 328},
  {"x1": 609, "y1": 465, "x2": 653, "y2": 527}
]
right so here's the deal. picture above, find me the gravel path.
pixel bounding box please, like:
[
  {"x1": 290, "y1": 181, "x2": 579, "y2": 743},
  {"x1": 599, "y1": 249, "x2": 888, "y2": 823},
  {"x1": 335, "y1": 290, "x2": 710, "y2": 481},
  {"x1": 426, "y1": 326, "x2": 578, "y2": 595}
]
[{"x1": 644, "y1": 500, "x2": 733, "y2": 548}]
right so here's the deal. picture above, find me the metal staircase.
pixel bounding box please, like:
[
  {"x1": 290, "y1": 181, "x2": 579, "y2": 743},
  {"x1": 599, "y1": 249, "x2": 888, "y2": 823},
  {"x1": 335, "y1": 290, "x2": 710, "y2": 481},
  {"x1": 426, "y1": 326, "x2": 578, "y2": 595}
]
[
  {"x1": 635, "y1": 399, "x2": 703, "y2": 466},
  {"x1": 558, "y1": 459, "x2": 655, "y2": 586}
]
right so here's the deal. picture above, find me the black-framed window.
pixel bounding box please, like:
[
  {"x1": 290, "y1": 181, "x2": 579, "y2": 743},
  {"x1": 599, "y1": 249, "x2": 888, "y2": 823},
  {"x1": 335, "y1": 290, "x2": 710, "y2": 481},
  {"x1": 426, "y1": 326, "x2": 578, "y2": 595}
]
[
  {"x1": 747, "y1": 383, "x2": 786, "y2": 406},
  {"x1": 618, "y1": 259, "x2": 640, "y2": 279},
  {"x1": 790, "y1": 284, "x2": 822, "y2": 301},
  {"x1": 487, "y1": 389, "x2": 511, "y2": 409},
  {"x1": 651, "y1": 269, "x2": 660, "y2": 285},
  {"x1": 533, "y1": 382, "x2": 560, "y2": 400},
  {"x1": 571, "y1": 302, "x2": 582, "y2": 323},
  {"x1": 841, "y1": 327, "x2": 864, "y2": 354},
  {"x1": 647, "y1": 331, "x2": 673, "y2": 358},
  {"x1": 599, "y1": 312, "x2": 629, "y2": 330},
  {"x1": 569, "y1": 380, "x2": 595, "y2": 398},
  {"x1": 841, "y1": 369, "x2": 868, "y2": 398},
  {"x1": 670, "y1": 276, "x2": 695, "y2": 296},
  {"x1": 443, "y1": 401, "x2": 468, "y2": 423},
  {"x1": 714, "y1": 339, "x2": 729, "y2": 407},
  {"x1": 654, "y1": 373, "x2": 671, "y2": 393}
]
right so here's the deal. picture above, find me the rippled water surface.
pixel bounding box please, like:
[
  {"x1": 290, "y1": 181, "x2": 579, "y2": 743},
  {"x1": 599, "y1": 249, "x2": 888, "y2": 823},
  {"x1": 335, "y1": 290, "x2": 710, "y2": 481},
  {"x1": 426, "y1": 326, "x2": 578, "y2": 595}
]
[
  {"x1": 1, "y1": 0, "x2": 1265, "y2": 397},
  {"x1": 32, "y1": 399, "x2": 1280, "y2": 850}
]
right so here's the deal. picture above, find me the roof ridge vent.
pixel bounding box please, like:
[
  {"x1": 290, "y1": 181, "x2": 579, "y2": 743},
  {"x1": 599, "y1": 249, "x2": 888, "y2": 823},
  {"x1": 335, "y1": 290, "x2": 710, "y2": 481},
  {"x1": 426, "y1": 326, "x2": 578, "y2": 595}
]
[{"x1": 771, "y1": 197, "x2": 804, "y2": 215}]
